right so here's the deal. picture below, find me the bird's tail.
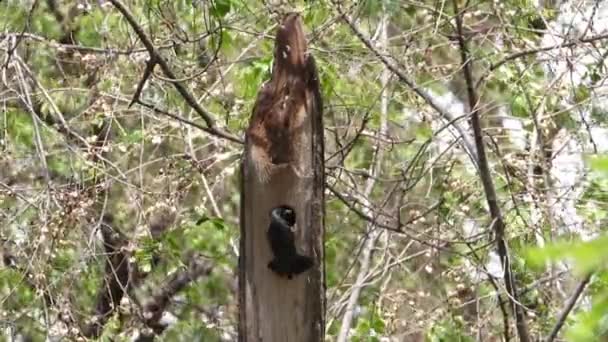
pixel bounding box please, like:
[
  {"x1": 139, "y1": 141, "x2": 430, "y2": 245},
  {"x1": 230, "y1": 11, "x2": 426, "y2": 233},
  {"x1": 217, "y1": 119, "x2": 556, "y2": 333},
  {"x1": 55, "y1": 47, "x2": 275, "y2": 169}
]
[
  {"x1": 268, "y1": 254, "x2": 314, "y2": 278},
  {"x1": 291, "y1": 253, "x2": 314, "y2": 275}
]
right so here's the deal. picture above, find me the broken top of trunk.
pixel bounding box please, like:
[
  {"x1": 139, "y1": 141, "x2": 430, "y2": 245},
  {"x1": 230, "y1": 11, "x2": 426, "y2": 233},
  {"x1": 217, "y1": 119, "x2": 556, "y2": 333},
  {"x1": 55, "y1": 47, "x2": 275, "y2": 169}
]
[
  {"x1": 240, "y1": 13, "x2": 325, "y2": 342},
  {"x1": 274, "y1": 13, "x2": 308, "y2": 75},
  {"x1": 246, "y1": 13, "x2": 322, "y2": 184}
]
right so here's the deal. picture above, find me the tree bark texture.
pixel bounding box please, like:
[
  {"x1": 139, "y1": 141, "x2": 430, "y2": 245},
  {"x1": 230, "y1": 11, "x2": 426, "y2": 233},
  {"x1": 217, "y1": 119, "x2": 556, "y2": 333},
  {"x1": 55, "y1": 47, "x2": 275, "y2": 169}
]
[{"x1": 239, "y1": 13, "x2": 325, "y2": 342}]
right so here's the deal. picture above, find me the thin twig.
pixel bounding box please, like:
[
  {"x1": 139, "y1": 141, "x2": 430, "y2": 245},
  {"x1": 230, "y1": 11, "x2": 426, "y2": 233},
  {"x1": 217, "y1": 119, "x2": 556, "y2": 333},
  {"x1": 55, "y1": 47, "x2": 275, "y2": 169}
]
[
  {"x1": 129, "y1": 56, "x2": 157, "y2": 108},
  {"x1": 0, "y1": 31, "x2": 183, "y2": 55},
  {"x1": 487, "y1": 32, "x2": 608, "y2": 74},
  {"x1": 333, "y1": 2, "x2": 479, "y2": 170},
  {"x1": 476, "y1": 31, "x2": 608, "y2": 89}
]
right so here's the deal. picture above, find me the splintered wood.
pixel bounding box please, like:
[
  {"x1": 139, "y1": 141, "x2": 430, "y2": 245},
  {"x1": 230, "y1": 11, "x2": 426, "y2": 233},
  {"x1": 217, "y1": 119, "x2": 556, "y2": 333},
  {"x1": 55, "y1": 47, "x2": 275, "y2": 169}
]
[{"x1": 239, "y1": 13, "x2": 325, "y2": 342}]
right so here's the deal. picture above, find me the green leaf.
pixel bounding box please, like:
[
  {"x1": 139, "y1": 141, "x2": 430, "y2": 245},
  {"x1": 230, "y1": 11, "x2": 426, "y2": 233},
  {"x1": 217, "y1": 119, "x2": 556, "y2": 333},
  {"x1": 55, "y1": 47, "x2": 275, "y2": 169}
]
[
  {"x1": 527, "y1": 236, "x2": 608, "y2": 275},
  {"x1": 589, "y1": 155, "x2": 608, "y2": 175},
  {"x1": 196, "y1": 215, "x2": 226, "y2": 231},
  {"x1": 196, "y1": 214, "x2": 211, "y2": 226},
  {"x1": 511, "y1": 95, "x2": 528, "y2": 117},
  {"x1": 210, "y1": 218, "x2": 226, "y2": 230},
  {"x1": 210, "y1": 0, "x2": 231, "y2": 18},
  {"x1": 574, "y1": 84, "x2": 591, "y2": 103},
  {"x1": 566, "y1": 292, "x2": 608, "y2": 341}
]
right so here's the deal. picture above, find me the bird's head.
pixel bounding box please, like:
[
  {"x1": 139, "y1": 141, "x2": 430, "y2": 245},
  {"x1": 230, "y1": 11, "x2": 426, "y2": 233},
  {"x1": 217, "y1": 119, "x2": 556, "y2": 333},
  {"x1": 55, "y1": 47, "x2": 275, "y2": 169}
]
[{"x1": 270, "y1": 205, "x2": 296, "y2": 227}]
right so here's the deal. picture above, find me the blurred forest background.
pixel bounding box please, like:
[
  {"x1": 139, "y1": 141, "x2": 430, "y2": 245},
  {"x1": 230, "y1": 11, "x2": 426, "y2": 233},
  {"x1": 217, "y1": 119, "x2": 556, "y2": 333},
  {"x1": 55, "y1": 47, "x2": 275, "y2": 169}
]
[{"x1": 2, "y1": 0, "x2": 608, "y2": 341}]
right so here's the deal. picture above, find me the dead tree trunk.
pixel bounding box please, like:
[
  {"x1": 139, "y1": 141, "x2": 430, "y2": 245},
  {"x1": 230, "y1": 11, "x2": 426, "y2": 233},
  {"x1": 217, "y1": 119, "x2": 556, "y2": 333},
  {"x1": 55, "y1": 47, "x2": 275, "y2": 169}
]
[{"x1": 239, "y1": 13, "x2": 325, "y2": 342}]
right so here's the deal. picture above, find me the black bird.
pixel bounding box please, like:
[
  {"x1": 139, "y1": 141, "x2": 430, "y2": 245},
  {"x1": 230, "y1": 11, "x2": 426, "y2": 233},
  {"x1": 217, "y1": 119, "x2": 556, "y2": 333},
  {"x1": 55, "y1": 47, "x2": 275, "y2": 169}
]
[{"x1": 267, "y1": 205, "x2": 314, "y2": 279}]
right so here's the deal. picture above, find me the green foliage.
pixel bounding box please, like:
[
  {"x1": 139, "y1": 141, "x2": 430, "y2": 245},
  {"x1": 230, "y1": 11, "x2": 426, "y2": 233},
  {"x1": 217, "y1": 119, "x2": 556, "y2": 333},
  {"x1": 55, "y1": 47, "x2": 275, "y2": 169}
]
[
  {"x1": 0, "y1": 2, "x2": 28, "y2": 29},
  {"x1": 360, "y1": 0, "x2": 401, "y2": 16},
  {"x1": 3, "y1": 109, "x2": 35, "y2": 149},
  {"x1": 528, "y1": 237, "x2": 608, "y2": 275},
  {"x1": 75, "y1": 12, "x2": 105, "y2": 46},
  {"x1": 237, "y1": 56, "x2": 272, "y2": 99},
  {"x1": 186, "y1": 215, "x2": 234, "y2": 261},
  {"x1": 564, "y1": 289, "x2": 608, "y2": 342},
  {"x1": 0, "y1": 269, "x2": 36, "y2": 309},
  {"x1": 350, "y1": 306, "x2": 386, "y2": 342},
  {"x1": 427, "y1": 317, "x2": 475, "y2": 342},
  {"x1": 588, "y1": 155, "x2": 608, "y2": 175},
  {"x1": 210, "y1": 0, "x2": 233, "y2": 19}
]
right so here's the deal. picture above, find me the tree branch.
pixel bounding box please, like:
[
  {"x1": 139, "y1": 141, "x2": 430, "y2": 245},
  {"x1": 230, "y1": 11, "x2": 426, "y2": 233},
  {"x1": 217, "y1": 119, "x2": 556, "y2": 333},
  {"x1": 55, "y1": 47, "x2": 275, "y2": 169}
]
[
  {"x1": 137, "y1": 254, "x2": 214, "y2": 340},
  {"x1": 451, "y1": 2, "x2": 530, "y2": 341},
  {"x1": 546, "y1": 274, "x2": 592, "y2": 342},
  {"x1": 107, "y1": 0, "x2": 242, "y2": 144}
]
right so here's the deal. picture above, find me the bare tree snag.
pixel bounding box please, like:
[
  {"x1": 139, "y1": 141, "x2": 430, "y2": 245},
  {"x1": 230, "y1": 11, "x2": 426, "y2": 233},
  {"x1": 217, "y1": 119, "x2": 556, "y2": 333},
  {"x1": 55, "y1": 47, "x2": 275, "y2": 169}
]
[{"x1": 239, "y1": 13, "x2": 325, "y2": 342}]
